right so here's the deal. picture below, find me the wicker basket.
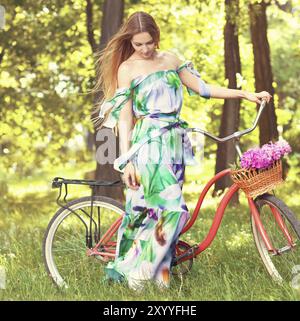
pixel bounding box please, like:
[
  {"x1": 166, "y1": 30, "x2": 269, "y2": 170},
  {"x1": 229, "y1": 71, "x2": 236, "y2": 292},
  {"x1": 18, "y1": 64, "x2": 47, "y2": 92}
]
[{"x1": 230, "y1": 160, "x2": 283, "y2": 198}]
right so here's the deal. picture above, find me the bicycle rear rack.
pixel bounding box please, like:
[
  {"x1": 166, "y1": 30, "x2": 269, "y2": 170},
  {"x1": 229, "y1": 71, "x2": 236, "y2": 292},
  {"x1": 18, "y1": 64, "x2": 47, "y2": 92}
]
[
  {"x1": 51, "y1": 177, "x2": 125, "y2": 248},
  {"x1": 51, "y1": 176, "x2": 124, "y2": 189}
]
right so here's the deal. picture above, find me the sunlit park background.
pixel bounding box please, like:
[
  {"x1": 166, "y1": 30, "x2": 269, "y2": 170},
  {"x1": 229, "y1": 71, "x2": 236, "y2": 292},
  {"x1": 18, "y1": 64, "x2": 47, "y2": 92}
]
[{"x1": 0, "y1": 0, "x2": 300, "y2": 301}]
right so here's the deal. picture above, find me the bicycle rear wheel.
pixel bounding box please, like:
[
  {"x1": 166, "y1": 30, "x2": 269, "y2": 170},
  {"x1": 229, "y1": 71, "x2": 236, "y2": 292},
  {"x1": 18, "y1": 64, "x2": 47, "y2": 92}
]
[
  {"x1": 43, "y1": 196, "x2": 124, "y2": 288},
  {"x1": 251, "y1": 193, "x2": 300, "y2": 287}
]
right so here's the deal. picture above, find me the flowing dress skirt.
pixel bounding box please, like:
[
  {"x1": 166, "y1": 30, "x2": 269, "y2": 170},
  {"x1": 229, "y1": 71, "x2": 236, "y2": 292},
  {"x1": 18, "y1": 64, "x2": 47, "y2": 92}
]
[{"x1": 105, "y1": 117, "x2": 191, "y2": 290}]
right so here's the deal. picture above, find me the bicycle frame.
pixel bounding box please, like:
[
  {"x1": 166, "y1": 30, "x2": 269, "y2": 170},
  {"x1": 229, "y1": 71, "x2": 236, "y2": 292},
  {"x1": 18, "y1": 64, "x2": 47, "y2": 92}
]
[
  {"x1": 54, "y1": 100, "x2": 295, "y2": 266},
  {"x1": 174, "y1": 169, "x2": 277, "y2": 265},
  {"x1": 89, "y1": 167, "x2": 294, "y2": 264}
]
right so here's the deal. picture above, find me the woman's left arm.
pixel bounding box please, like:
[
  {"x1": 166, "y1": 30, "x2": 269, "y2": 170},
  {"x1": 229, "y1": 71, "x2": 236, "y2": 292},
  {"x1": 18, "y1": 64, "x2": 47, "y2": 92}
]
[
  {"x1": 208, "y1": 84, "x2": 272, "y2": 104},
  {"x1": 176, "y1": 59, "x2": 272, "y2": 104}
]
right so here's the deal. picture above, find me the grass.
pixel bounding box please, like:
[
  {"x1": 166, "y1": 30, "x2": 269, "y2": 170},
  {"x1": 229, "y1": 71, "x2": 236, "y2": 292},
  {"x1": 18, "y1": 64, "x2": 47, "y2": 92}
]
[{"x1": 0, "y1": 160, "x2": 300, "y2": 301}]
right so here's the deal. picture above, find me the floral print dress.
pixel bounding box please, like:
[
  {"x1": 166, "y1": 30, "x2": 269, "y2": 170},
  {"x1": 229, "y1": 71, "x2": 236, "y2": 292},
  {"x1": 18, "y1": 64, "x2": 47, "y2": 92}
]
[{"x1": 94, "y1": 61, "x2": 210, "y2": 290}]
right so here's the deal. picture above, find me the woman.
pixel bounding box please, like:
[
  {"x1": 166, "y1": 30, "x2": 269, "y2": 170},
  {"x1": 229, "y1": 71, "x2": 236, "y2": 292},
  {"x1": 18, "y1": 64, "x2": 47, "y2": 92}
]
[{"x1": 92, "y1": 11, "x2": 271, "y2": 290}]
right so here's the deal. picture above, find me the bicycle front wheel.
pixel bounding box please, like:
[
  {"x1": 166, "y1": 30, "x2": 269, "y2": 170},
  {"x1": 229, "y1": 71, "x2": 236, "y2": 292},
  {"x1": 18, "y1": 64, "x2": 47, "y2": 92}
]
[
  {"x1": 43, "y1": 196, "x2": 124, "y2": 288},
  {"x1": 251, "y1": 193, "x2": 300, "y2": 287}
]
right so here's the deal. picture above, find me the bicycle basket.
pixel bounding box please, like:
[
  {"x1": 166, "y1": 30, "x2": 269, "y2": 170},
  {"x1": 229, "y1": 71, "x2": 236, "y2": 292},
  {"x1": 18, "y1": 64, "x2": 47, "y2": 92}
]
[{"x1": 230, "y1": 159, "x2": 283, "y2": 198}]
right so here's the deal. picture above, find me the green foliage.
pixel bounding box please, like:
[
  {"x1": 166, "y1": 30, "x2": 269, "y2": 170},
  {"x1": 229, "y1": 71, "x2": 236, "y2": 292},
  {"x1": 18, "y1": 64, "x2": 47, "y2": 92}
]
[
  {"x1": 0, "y1": 0, "x2": 299, "y2": 180},
  {"x1": 0, "y1": 0, "x2": 299, "y2": 301},
  {"x1": 0, "y1": 0, "x2": 95, "y2": 176},
  {"x1": 267, "y1": 4, "x2": 300, "y2": 158}
]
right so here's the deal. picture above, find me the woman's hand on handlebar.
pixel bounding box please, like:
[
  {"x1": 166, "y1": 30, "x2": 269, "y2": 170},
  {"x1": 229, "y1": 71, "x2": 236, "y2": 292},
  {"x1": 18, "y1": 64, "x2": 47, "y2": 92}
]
[
  {"x1": 244, "y1": 91, "x2": 272, "y2": 104},
  {"x1": 121, "y1": 161, "x2": 140, "y2": 190}
]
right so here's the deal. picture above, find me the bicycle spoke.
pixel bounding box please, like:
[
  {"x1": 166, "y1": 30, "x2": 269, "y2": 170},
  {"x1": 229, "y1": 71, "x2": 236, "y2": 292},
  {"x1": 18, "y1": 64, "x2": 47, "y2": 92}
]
[
  {"x1": 252, "y1": 194, "x2": 300, "y2": 286},
  {"x1": 263, "y1": 211, "x2": 297, "y2": 274},
  {"x1": 54, "y1": 234, "x2": 85, "y2": 245},
  {"x1": 52, "y1": 247, "x2": 84, "y2": 252},
  {"x1": 44, "y1": 198, "x2": 124, "y2": 288}
]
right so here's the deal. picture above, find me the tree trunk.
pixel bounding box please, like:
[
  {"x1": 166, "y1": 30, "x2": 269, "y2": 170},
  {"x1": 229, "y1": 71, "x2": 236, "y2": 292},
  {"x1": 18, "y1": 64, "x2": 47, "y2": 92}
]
[
  {"x1": 249, "y1": 1, "x2": 279, "y2": 145},
  {"x1": 214, "y1": 0, "x2": 241, "y2": 204},
  {"x1": 86, "y1": 0, "x2": 125, "y2": 202}
]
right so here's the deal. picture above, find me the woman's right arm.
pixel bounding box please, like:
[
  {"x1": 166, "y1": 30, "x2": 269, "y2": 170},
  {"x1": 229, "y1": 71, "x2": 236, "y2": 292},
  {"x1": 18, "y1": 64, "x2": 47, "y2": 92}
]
[{"x1": 117, "y1": 63, "x2": 139, "y2": 190}]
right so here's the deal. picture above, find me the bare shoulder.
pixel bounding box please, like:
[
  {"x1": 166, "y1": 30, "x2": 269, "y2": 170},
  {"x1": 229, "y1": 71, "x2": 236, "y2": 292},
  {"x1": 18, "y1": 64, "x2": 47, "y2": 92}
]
[
  {"x1": 117, "y1": 61, "x2": 133, "y2": 88},
  {"x1": 160, "y1": 50, "x2": 182, "y2": 69}
]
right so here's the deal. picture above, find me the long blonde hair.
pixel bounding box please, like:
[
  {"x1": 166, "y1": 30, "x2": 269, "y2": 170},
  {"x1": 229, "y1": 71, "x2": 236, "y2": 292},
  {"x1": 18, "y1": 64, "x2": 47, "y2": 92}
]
[{"x1": 91, "y1": 11, "x2": 160, "y2": 129}]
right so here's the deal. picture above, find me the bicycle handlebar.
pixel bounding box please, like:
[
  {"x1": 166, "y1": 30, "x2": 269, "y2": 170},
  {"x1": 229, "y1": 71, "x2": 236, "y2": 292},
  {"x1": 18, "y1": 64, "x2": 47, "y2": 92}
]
[{"x1": 187, "y1": 99, "x2": 267, "y2": 142}]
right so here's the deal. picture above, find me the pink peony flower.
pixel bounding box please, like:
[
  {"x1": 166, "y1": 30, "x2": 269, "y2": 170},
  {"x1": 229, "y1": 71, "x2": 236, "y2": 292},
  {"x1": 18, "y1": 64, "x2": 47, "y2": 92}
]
[{"x1": 240, "y1": 139, "x2": 291, "y2": 170}]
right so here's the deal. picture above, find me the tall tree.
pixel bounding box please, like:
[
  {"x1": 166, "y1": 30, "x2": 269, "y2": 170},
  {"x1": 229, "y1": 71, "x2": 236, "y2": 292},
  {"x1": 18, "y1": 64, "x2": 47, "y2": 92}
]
[
  {"x1": 249, "y1": 1, "x2": 278, "y2": 145},
  {"x1": 214, "y1": 0, "x2": 241, "y2": 202},
  {"x1": 0, "y1": 1, "x2": 94, "y2": 176},
  {"x1": 86, "y1": 0, "x2": 125, "y2": 201}
]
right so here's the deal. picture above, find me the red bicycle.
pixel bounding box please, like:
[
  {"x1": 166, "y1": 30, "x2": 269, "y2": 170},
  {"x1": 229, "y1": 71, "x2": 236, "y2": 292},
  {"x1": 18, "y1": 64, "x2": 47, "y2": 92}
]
[{"x1": 43, "y1": 101, "x2": 300, "y2": 289}]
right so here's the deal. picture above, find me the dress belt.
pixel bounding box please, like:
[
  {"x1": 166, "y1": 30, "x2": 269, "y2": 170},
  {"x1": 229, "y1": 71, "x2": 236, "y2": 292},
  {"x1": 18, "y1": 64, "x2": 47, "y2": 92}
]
[
  {"x1": 113, "y1": 114, "x2": 197, "y2": 173},
  {"x1": 135, "y1": 112, "x2": 179, "y2": 123}
]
